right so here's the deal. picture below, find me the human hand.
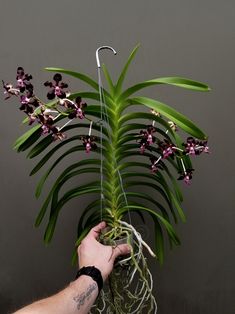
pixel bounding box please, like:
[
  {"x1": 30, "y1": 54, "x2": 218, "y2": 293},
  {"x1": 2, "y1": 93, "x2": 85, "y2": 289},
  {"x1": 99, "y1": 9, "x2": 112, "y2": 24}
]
[{"x1": 77, "y1": 221, "x2": 131, "y2": 281}]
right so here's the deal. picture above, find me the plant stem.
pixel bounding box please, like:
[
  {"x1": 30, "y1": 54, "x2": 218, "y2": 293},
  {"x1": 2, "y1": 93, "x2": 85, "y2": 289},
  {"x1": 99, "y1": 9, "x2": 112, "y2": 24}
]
[{"x1": 103, "y1": 98, "x2": 123, "y2": 225}]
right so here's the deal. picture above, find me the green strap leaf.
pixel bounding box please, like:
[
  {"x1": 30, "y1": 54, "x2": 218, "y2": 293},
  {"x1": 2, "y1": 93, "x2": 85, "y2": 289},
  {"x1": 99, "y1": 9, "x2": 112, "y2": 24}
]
[
  {"x1": 156, "y1": 171, "x2": 186, "y2": 222},
  {"x1": 161, "y1": 163, "x2": 183, "y2": 202},
  {"x1": 120, "y1": 76, "x2": 210, "y2": 100},
  {"x1": 118, "y1": 112, "x2": 175, "y2": 141},
  {"x1": 77, "y1": 199, "x2": 101, "y2": 236},
  {"x1": 117, "y1": 123, "x2": 146, "y2": 140},
  {"x1": 50, "y1": 168, "x2": 100, "y2": 217},
  {"x1": 122, "y1": 172, "x2": 180, "y2": 222},
  {"x1": 13, "y1": 124, "x2": 41, "y2": 151},
  {"x1": 27, "y1": 135, "x2": 54, "y2": 158},
  {"x1": 119, "y1": 205, "x2": 180, "y2": 245},
  {"x1": 124, "y1": 180, "x2": 174, "y2": 218},
  {"x1": 154, "y1": 220, "x2": 164, "y2": 264},
  {"x1": 30, "y1": 122, "x2": 105, "y2": 176},
  {"x1": 45, "y1": 67, "x2": 100, "y2": 91},
  {"x1": 115, "y1": 44, "x2": 140, "y2": 95},
  {"x1": 31, "y1": 142, "x2": 83, "y2": 176},
  {"x1": 44, "y1": 183, "x2": 101, "y2": 243},
  {"x1": 116, "y1": 133, "x2": 139, "y2": 146},
  {"x1": 34, "y1": 145, "x2": 99, "y2": 197},
  {"x1": 129, "y1": 96, "x2": 207, "y2": 140},
  {"x1": 35, "y1": 160, "x2": 100, "y2": 226},
  {"x1": 116, "y1": 148, "x2": 179, "y2": 174},
  {"x1": 120, "y1": 191, "x2": 171, "y2": 223},
  {"x1": 120, "y1": 159, "x2": 182, "y2": 203},
  {"x1": 102, "y1": 63, "x2": 115, "y2": 96}
]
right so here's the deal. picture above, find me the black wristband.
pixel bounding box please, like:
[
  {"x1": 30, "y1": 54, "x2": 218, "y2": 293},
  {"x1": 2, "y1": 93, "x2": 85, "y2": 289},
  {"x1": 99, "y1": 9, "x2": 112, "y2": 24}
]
[{"x1": 75, "y1": 266, "x2": 103, "y2": 295}]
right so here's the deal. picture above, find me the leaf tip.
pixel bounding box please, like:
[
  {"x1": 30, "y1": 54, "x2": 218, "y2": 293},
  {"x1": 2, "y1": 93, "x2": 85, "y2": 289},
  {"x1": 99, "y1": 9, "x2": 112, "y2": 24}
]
[
  {"x1": 44, "y1": 67, "x2": 58, "y2": 72},
  {"x1": 34, "y1": 221, "x2": 39, "y2": 228}
]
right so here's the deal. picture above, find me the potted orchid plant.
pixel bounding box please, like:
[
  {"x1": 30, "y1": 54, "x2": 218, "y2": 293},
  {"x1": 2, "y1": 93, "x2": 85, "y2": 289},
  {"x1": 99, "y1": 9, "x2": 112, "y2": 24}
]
[{"x1": 3, "y1": 45, "x2": 209, "y2": 313}]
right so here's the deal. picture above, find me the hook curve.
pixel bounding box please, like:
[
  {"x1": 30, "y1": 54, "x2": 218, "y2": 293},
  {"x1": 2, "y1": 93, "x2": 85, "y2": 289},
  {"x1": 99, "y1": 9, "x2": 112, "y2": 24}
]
[{"x1": 96, "y1": 46, "x2": 117, "y2": 68}]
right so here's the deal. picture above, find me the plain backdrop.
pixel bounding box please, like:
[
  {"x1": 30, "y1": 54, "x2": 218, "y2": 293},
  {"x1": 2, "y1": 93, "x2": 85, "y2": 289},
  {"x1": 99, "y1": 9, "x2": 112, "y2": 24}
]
[{"x1": 0, "y1": 0, "x2": 234, "y2": 313}]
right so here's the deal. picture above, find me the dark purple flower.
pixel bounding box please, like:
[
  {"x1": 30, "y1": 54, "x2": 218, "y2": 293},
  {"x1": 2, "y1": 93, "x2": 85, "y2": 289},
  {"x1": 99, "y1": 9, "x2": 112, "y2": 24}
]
[
  {"x1": 37, "y1": 113, "x2": 65, "y2": 140},
  {"x1": 19, "y1": 89, "x2": 39, "y2": 116},
  {"x1": 2, "y1": 80, "x2": 20, "y2": 99},
  {"x1": 44, "y1": 73, "x2": 68, "y2": 100},
  {"x1": 139, "y1": 125, "x2": 156, "y2": 153},
  {"x1": 51, "y1": 126, "x2": 66, "y2": 141},
  {"x1": 68, "y1": 96, "x2": 87, "y2": 119},
  {"x1": 150, "y1": 156, "x2": 162, "y2": 173},
  {"x1": 38, "y1": 113, "x2": 54, "y2": 134},
  {"x1": 19, "y1": 96, "x2": 34, "y2": 114},
  {"x1": 183, "y1": 137, "x2": 209, "y2": 155},
  {"x1": 200, "y1": 141, "x2": 209, "y2": 153},
  {"x1": 16, "y1": 67, "x2": 33, "y2": 92},
  {"x1": 28, "y1": 115, "x2": 37, "y2": 125},
  {"x1": 178, "y1": 169, "x2": 194, "y2": 185},
  {"x1": 81, "y1": 135, "x2": 97, "y2": 153},
  {"x1": 158, "y1": 139, "x2": 176, "y2": 159}
]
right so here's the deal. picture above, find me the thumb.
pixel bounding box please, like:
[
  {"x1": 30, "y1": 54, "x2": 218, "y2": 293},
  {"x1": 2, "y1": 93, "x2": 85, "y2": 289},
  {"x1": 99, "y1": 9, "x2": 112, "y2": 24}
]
[{"x1": 112, "y1": 244, "x2": 131, "y2": 260}]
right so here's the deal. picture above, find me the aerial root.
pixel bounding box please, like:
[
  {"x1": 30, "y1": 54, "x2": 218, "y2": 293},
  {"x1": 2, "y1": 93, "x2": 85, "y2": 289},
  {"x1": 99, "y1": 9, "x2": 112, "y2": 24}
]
[{"x1": 90, "y1": 220, "x2": 158, "y2": 313}]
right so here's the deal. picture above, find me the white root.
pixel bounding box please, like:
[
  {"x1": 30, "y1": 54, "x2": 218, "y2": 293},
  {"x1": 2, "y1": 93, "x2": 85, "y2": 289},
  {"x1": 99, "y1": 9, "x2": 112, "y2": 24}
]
[
  {"x1": 89, "y1": 221, "x2": 158, "y2": 314},
  {"x1": 117, "y1": 220, "x2": 156, "y2": 257}
]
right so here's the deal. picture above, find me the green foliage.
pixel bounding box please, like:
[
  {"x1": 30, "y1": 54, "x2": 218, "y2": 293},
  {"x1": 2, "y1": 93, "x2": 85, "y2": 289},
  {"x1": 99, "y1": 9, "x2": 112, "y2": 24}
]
[{"x1": 13, "y1": 46, "x2": 209, "y2": 263}]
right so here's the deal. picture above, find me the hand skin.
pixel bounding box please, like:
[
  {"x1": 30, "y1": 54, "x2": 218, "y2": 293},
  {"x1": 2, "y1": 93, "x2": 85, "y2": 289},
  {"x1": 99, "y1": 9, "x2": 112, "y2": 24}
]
[{"x1": 13, "y1": 221, "x2": 130, "y2": 314}]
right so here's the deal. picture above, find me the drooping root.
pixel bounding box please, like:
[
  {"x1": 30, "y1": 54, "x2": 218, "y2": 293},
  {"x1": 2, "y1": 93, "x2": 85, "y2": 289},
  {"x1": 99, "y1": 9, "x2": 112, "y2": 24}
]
[{"x1": 90, "y1": 220, "x2": 158, "y2": 314}]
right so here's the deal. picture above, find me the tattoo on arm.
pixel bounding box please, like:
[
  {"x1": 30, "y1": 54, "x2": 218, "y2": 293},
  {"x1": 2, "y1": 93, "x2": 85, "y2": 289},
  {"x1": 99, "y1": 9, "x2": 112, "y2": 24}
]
[{"x1": 73, "y1": 283, "x2": 97, "y2": 310}]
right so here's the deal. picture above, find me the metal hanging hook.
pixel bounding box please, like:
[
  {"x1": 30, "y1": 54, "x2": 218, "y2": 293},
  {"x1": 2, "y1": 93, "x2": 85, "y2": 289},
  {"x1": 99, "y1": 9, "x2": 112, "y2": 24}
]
[{"x1": 96, "y1": 46, "x2": 117, "y2": 68}]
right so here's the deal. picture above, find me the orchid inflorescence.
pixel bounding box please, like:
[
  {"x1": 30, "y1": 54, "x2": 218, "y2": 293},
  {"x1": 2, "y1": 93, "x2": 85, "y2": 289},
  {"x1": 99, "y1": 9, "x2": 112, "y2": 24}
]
[
  {"x1": 3, "y1": 67, "x2": 209, "y2": 182},
  {"x1": 3, "y1": 67, "x2": 94, "y2": 152},
  {"x1": 139, "y1": 119, "x2": 209, "y2": 185}
]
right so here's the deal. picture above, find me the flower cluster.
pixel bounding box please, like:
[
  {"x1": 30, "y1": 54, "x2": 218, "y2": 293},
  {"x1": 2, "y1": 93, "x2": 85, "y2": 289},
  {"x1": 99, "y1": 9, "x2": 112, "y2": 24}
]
[
  {"x1": 138, "y1": 120, "x2": 209, "y2": 184},
  {"x1": 3, "y1": 68, "x2": 96, "y2": 152},
  {"x1": 183, "y1": 137, "x2": 209, "y2": 155}
]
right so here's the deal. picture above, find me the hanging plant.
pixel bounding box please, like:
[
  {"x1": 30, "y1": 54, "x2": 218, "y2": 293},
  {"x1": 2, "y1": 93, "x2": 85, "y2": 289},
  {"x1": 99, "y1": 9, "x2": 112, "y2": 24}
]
[{"x1": 3, "y1": 45, "x2": 210, "y2": 313}]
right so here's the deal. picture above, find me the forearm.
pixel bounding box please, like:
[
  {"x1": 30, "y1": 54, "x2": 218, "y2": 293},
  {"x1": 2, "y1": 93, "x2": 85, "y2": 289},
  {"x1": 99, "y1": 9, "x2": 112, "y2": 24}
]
[{"x1": 14, "y1": 276, "x2": 98, "y2": 314}]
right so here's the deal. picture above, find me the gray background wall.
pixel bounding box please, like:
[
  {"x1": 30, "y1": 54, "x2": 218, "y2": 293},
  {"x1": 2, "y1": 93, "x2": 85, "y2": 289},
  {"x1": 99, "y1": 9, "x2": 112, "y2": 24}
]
[{"x1": 0, "y1": 0, "x2": 234, "y2": 313}]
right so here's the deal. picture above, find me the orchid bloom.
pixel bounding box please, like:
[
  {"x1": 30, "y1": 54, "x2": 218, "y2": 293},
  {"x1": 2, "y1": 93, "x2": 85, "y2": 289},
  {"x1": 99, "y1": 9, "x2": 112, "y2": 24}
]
[{"x1": 44, "y1": 73, "x2": 68, "y2": 100}]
